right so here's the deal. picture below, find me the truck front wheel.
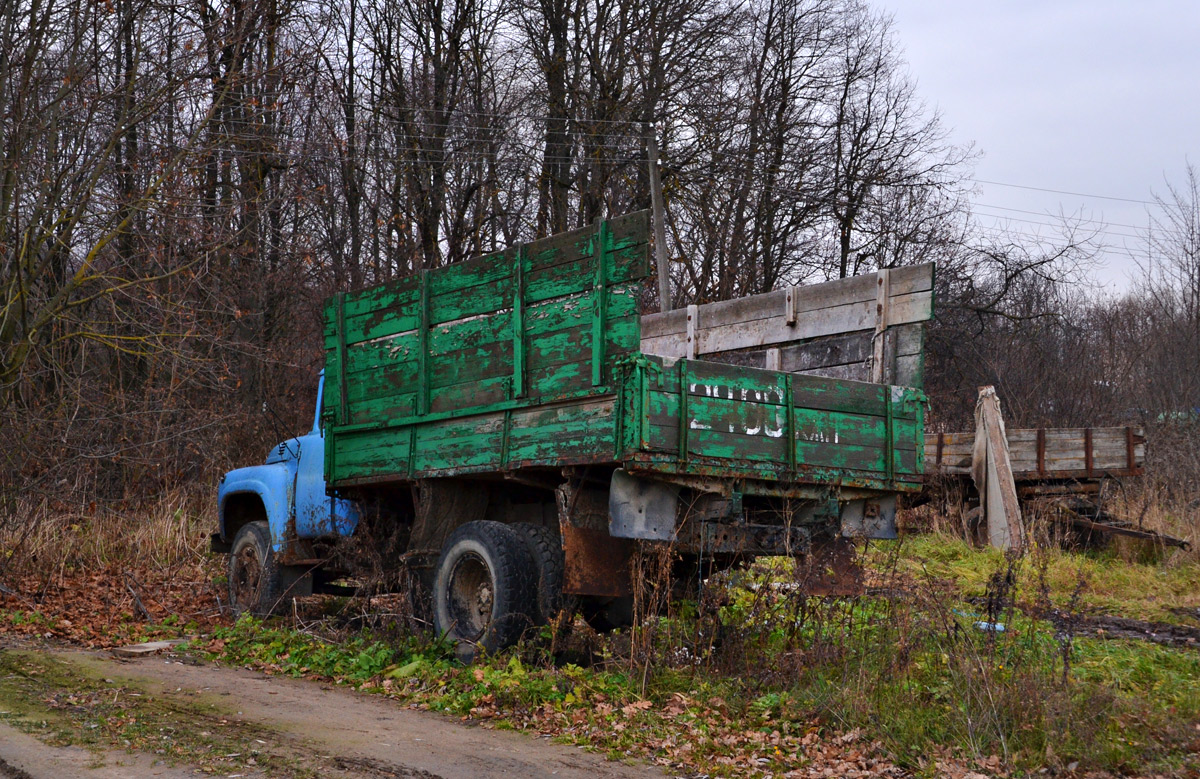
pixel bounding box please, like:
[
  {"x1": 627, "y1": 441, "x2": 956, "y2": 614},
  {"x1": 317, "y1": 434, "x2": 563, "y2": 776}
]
[
  {"x1": 433, "y1": 521, "x2": 536, "y2": 661},
  {"x1": 228, "y1": 521, "x2": 281, "y2": 617}
]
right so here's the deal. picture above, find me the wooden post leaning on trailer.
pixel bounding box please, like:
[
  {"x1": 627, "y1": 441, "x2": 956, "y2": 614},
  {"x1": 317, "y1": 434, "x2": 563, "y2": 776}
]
[{"x1": 970, "y1": 386, "x2": 1024, "y2": 552}]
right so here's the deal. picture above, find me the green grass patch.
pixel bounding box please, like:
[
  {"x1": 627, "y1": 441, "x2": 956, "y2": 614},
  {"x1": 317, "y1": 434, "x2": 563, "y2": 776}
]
[
  {"x1": 199, "y1": 582, "x2": 1200, "y2": 778},
  {"x1": 889, "y1": 532, "x2": 1200, "y2": 623}
]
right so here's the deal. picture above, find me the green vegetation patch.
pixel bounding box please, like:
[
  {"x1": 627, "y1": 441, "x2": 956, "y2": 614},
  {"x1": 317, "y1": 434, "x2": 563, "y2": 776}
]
[
  {"x1": 890, "y1": 533, "x2": 1200, "y2": 624},
  {"x1": 200, "y1": 582, "x2": 1200, "y2": 779}
]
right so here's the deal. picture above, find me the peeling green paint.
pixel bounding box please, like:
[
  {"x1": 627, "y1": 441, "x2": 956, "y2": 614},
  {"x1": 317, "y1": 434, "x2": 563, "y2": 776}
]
[{"x1": 323, "y1": 211, "x2": 927, "y2": 494}]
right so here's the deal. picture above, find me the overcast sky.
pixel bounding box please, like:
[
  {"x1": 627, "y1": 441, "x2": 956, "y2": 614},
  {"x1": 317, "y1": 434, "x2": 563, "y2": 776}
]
[{"x1": 877, "y1": 0, "x2": 1199, "y2": 291}]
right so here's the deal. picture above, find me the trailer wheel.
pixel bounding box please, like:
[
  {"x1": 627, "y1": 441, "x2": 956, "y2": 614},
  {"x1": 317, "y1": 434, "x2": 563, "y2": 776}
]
[
  {"x1": 511, "y1": 523, "x2": 566, "y2": 625},
  {"x1": 433, "y1": 521, "x2": 536, "y2": 661},
  {"x1": 228, "y1": 521, "x2": 281, "y2": 617}
]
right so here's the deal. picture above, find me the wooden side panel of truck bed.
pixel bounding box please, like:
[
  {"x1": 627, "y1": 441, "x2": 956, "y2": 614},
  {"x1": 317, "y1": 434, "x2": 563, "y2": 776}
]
[
  {"x1": 621, "y1": 357, "x2": 924, "y2": 491},
  {"x1": 323, "y1": 213, "x2": 651, "y2": 485}
]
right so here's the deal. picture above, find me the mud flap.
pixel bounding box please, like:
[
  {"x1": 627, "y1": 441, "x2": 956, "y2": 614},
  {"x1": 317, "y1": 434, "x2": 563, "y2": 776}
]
[
  {"x1": 797, "y1": 537, "x2": 863, "y2": 596},
  {"x1": 608, "y1": 469, "x2": 679, "y2": 540},
  {"x1": 558, "y1": 482, "x2": 634, "y2": 598},
  {"x1": 560, "y1": 525, "x2": 634, "y2": 598}
]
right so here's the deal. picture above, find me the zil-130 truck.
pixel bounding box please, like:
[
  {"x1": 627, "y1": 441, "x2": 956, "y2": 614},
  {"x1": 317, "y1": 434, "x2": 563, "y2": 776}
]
[{"x1": 215, "y1": 211, "x2": 933, "y2": 658}]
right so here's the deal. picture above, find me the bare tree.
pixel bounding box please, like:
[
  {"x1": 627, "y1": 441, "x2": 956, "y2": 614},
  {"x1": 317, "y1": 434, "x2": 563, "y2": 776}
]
[
  {"x1": 0, "y1": 0, "x2": 243, "y2": 410},
  {"x1": 822, "y1": 4, "x2": 968, "y2": 280}
]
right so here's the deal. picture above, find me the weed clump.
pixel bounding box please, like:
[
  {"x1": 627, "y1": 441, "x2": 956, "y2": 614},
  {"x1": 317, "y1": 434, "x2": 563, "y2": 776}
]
[{"x1": 607, "y1": 538, "x2": 1200, "y2": 775}]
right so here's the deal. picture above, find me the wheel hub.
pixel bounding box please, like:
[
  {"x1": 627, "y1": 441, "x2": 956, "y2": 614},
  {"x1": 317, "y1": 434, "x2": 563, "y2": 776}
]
[{"x1": 447, "y1": 553, "x2": 494, "y2": 640}]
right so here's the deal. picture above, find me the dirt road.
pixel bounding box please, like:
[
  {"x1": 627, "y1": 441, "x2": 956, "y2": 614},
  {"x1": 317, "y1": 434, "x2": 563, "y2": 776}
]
[{"x1": 0, "y1": 644, "x2": 670, "y2": 779}]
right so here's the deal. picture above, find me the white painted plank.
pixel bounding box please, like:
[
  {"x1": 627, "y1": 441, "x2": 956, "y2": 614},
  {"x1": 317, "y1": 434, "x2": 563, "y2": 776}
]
[{"x1": 111, "y1": 639, "x2": 188, "y2": 657}]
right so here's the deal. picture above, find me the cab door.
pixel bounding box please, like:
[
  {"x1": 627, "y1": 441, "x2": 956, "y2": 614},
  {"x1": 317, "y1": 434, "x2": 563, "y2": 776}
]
[{"x1": 293, "y1": 431, "x2": 358, "y2": 538}]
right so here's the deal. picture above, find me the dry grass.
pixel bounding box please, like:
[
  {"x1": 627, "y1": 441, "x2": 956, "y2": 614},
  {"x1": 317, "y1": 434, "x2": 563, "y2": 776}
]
[
  {"x1": 0, "y1": 489, "x2": 227, "y2": 647},
  {"x1": 1102, "y1": 481, "x2": 1199, "y2": 565},
  {"x1": 0, "y1": 488, "x2": 213, "y2": 578}
]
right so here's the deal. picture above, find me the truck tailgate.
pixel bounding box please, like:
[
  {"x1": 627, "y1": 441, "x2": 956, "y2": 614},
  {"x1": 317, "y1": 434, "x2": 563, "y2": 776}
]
[{"x1": 619, "y1": 356, "x2": 924, "y2": 493}]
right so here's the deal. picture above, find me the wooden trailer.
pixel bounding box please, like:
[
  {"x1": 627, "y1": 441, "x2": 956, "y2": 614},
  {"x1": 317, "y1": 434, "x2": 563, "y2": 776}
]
[
  {"x1": 926, "y1": 426, "x2": 1145, "y2": 481},
  {"x1": 924, "y1": 412, "x2": 1186, "y2": 549}
]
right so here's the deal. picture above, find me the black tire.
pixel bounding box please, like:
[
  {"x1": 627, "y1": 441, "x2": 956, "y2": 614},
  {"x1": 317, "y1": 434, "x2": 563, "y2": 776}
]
[
  {"x1": 228, "y1": 521, "x2": 282, "y2": 617},
  {"x1": 580, "y1": 595, "x2": 634, "y2": 633},
  {"x1": 433, "y1": 521, "x2": 536, "y2": 661},
  {"x1": 510, "y1": 523, "x2": 566, "y2": 625}
]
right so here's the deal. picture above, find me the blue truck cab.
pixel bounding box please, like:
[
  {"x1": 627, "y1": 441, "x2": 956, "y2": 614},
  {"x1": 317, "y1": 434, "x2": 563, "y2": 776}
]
[{"x1": 214, "y1": 372, "x2": 358, "y2": 614}]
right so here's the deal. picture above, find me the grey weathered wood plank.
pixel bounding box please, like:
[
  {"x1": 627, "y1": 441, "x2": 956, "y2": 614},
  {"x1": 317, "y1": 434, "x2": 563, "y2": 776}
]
[
  {"x1": 795, "y1": 363, "x2": 871, "y2": 382},
  {"x1": 641, "y1": 290, "x2": 932, "y2": 358},
  {"x1": 692, "y1": 322, "x2": 925, "y2": 387},
  {"x1": 641, "y1": 263, "x2": 934, "y2": 339},
  {"x1": 780, "y1": 332, "x2": 871, "y2": 372},
  {"x1": 973, "y1": 387, "x2": 1024, "y2": 551},
  {"x1": 640, "y1": 266, "x2": 932, "y2": 389}
]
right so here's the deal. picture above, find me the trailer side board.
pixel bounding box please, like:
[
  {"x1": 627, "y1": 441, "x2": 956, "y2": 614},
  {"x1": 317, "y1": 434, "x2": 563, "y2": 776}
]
[{"x1": 926, "y1": 426, "x2": 1145, "y2": 480}]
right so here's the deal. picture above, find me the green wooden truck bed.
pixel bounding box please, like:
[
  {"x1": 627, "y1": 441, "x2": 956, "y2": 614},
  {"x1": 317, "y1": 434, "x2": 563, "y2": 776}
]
[{"x1": 324, "y1": 211, "x2": 925, "y2": 499}]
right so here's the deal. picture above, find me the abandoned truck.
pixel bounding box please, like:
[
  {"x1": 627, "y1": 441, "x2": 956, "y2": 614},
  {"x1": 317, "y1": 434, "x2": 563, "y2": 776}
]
[{"x1": 214, "y1": 211, "x2": 934, "y2": 658}]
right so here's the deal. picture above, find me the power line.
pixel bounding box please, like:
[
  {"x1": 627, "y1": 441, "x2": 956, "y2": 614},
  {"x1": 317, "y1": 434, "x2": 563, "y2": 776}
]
[
  {"x1": 973, "y1": 202, "x2": 1152, "y2": 232},
  {"x1": 969, "y1": 222, "x2": 1147, "y2": 254},
  {"x1": 970, "y1": 215, "x2": 1147, "y2": 244},
  {"x1": 970, "y1": 178, "x2": 1161, "y2": 207},
  {"x1": 971, "y1": 209, "x2": 1147, "y2": 241}
]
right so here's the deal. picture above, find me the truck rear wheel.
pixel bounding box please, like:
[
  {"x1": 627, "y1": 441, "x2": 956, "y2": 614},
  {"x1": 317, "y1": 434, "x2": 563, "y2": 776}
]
[
  {"x1": 228, "y1": 521, "x2": 281, "y2": 617},
  {"x1": 433, "y1": 521, "x2": 536, "y2": 661},
  {"x1": 510, "y1": 523, "x2": 566, "y2": 626}
]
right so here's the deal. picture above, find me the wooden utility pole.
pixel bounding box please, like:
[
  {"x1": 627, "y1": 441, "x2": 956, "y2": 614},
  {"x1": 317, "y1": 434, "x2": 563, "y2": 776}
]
[{"x1": 647, "y1": 128, "x2": 672, "y2": 311}]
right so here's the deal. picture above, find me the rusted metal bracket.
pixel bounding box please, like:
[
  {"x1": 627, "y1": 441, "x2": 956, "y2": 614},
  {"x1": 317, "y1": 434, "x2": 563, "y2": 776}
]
[
  {"x1": 1084, "y1": 427, "x2": 1094, "y2": 478},
  {"x1": 676, "y1": 520, "x2": 810, "y2": 556}
]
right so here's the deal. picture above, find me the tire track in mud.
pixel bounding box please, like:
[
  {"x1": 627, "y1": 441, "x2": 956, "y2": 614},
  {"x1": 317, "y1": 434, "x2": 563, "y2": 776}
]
[{"x1": 1041, "y1": 610, "x2": 1200, "y2": 649}]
